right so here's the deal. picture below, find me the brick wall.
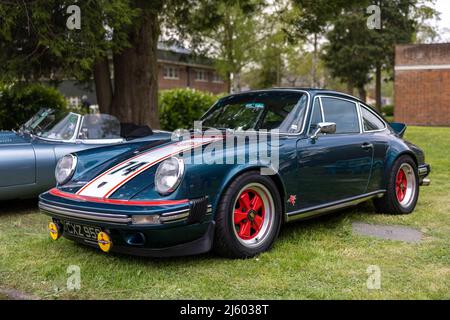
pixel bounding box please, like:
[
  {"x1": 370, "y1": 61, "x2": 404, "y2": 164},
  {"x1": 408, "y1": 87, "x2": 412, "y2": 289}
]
[
  {"x1": 394, "y1": 44, "x2": 450, "y2": 126},
  {"x1": 158, "y1": 63, "x2": 227, "y2": 95}
]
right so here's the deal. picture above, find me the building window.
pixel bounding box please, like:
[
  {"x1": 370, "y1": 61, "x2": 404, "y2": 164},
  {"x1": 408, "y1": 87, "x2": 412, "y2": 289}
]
[
  {"x1": 163, "y1": 65, "x2": 179, "y2": 79},
  {"x1": 195, "y1": 69, "x2": 208, "y2": 82},
  {"x1": 67, "y1": 97, "x2": 80, "y2": 108},
  {"x1": 212, "y1": 72, "x2": 223, "y2": 83}
]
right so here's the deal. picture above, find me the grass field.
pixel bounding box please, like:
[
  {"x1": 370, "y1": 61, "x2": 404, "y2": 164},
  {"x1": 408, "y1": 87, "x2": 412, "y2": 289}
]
[{"x1": 0, "y1": 126, "x2": 449, "y2": 299}]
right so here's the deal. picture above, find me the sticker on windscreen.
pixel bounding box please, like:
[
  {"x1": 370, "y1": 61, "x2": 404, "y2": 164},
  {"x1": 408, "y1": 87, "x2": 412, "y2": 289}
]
[{"x1": 245, "y1": 103, "x2": 264, "y2": 109}]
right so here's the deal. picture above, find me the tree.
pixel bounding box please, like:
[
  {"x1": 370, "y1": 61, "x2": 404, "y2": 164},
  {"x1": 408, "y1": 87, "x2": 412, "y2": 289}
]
[
  {"x1": 322, "y1": 0, "x2": 437, "y2": 110},
  {"x1": 290, "y1": 0, "x2": 358, "y2": 87},
  {"x1": 172, "y1": 0, "x2": 265, "y2": 93},
  {"x1": 0, "y1": 0, "x2": 195, "y2": 129},
  {"x1": 321, "y1": 5, "x2": 375, "y2": 101}
]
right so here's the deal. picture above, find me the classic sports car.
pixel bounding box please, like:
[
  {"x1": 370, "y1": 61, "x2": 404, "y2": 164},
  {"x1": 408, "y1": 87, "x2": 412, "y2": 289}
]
[
  {"x1": 0, "y1": 108, "x2": 168, "y2": 201},
  {"x1": 39, "y1": 89, "x2": 430, "y2": 258}
]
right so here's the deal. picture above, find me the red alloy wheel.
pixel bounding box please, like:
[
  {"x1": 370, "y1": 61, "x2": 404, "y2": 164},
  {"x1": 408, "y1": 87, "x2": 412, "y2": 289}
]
[
  {"x1": 396, "y1": 168, "x2": 407, "y2": 202},
  {"x1": 233, "y1": 189, "x2": 265, "y2": 240}
]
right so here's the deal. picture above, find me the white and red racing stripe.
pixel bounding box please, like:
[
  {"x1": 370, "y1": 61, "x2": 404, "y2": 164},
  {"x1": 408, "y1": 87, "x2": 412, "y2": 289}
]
[{"x1": 76, "y1": 137, "x2": 221, "y2": 199}]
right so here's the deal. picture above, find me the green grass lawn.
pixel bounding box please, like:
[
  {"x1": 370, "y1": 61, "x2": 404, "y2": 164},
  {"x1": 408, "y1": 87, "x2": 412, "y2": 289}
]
[{"x1": 0, "y1": 126, "x2": 449, "y2": 299}]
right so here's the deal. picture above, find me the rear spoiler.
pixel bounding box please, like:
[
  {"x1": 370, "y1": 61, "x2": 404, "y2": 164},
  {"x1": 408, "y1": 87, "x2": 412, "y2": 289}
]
[{"x1": 390, "y1": 122, "x2": 407, "y2": 138}]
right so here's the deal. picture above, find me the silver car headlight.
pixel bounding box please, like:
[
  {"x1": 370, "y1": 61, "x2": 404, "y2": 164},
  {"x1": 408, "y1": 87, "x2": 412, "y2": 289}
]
[
  {"x1": 155, "y1": 157, "x2": 184, "y2": 195},
  {"x1": 55, "y1": 154, "x2": 77, "y2": 185}
]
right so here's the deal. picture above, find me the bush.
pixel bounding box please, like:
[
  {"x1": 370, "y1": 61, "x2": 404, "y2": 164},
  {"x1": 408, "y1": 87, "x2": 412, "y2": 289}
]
[
  {"x1": 0, "y1": 83, "x2": 67, "y2": 130},
  {"x1": 159, "y1": 88, "x2": 222, "y2": 131},
  {"x1": 382, "y1": 104, "x2": 394, "y2": 117}
]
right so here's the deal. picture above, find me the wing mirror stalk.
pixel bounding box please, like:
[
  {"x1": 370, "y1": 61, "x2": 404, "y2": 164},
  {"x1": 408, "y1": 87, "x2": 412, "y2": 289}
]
[{"x1": 311, "y1": 122, "x2": 336, "y2": 140}]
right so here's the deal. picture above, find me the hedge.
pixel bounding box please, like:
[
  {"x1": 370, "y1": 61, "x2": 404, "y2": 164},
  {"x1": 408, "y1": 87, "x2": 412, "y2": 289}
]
[
  {"x1": 159, "y1": 88, "x2": 222, "y2": 131},
  {"x1": 0, "y1": 83, "x2": 67, "y2": 130},
  {"x1": 382, "y1": 105, "x2": 394, "y2": 117}
]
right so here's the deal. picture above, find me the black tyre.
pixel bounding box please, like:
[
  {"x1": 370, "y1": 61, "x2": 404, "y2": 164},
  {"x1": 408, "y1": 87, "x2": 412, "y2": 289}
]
[
  {"x1": 213, "y1": 171, "x2": 282, "y2": 258},
  {"x1": 373, "y1": 155, "x2": 419, "y2": 214}
]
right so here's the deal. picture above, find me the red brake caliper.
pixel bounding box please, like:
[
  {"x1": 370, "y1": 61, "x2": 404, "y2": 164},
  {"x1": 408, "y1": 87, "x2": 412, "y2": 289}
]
[
  {"x1": 396, "y1": 169, "x2": 407, "y2": 202},
  {"x1": 234, "y1": 189, "x2": 265, "y2": 240}
]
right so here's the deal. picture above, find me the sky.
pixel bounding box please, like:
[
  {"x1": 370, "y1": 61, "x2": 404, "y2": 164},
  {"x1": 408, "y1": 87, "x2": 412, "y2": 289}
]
[{"x1": 432, "y1": 0, "x2": 450, "y2": 41}]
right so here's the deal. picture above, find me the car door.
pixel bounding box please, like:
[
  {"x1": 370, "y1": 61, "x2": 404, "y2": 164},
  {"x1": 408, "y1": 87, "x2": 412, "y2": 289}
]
[
  {"x1": 0, "y1": 143, "x2": 36, "y2": 187},
  {"x1": 295, "y1": 96, "x2": 374, "y2": 209},
  {"x1": 359, "y1": 103, "x2": 389, "y2": 193}
]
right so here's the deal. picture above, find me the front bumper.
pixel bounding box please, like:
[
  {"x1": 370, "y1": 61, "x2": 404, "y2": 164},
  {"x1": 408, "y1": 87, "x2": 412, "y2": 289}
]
[
  {"x1": 418, "y1": 163, "x2": 431, "y2": 186},
  {"x1": 39, "y1": 191, "x2": 215, "y2": 257}
]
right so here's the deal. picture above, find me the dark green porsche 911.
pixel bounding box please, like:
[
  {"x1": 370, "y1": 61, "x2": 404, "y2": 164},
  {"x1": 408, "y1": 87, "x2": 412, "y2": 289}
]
[{"x1": 39, "y1": 89, "x2": 430, "y2": 258}]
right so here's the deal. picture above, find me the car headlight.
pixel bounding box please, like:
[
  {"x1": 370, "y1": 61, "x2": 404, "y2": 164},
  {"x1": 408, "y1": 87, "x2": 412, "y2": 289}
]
[
  {"x1": 55, "y1": 154, "x2": 77, "y2": 185},
  {"x1": 155, "y1": 157, "x2": 184, "y2": 195}
]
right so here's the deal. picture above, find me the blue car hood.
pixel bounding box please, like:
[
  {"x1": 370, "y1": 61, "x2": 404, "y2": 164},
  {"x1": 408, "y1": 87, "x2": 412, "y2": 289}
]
[
  {"x1": 59, "y1": 135, "x2": 224, "y2": 201},
  {"x1": 0, "y1": 131, "x2": 30, "y2": 145}
]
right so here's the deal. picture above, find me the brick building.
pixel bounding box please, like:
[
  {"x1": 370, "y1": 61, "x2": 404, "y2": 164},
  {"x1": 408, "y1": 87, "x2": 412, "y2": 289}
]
[
  {"x1": 157, "y1": 44, "x2": 227, "y2": 95},
  {"x1": 58, "y1": 44, "x2": 227, "y2": 108},
  {"x1": 394, "y1": 43, "x2": 450, "y2": 126}
]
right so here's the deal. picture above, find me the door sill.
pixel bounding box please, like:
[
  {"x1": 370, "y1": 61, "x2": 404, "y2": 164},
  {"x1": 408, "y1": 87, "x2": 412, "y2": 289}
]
[{"x1": 285, "y1": 190, "x2": 385, "y2": 222}]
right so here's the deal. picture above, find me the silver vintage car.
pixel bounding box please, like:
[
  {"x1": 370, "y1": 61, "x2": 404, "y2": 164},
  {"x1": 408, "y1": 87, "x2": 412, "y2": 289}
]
[{"x1": 0, "y1": 108, "x2": 170, "y2": 201}]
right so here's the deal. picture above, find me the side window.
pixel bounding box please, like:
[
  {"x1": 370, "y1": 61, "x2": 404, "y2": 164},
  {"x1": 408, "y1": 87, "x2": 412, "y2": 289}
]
[
  {"x1": 360, "y1": 105, "x2": 385, "y2": 131},
  {"x1": 308, "y1": 98, "x2": 323, "y2": 135},
  {"x1": 321, "y1": 97, "x2": 360, "y2": 134}
]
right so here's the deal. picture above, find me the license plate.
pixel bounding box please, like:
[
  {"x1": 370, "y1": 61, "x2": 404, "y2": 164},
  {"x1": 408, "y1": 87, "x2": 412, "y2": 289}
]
[{"x1": 63, "y1": 221, "x2": 101, "y2": 241}]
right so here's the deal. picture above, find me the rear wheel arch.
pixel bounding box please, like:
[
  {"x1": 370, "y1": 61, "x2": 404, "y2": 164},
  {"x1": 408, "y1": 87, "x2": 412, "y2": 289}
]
[
  {"x1": 398, "y1": 151, "x2": 418, "y2": 166},
  {"x1": 374, "y1": 154, "x2": 419, "y2": 214},
  {"x1": 383, "y1": 151, "x2": 418, "y2": 188}
]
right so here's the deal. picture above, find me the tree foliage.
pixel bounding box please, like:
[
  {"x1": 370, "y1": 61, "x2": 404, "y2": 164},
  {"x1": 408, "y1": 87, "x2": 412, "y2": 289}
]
[
  {"x1": 170, "y1": 0, "x2": 265, "y2": 92},
  {"x1": 321, "y1": 0, "x2": 437, "y2": 105},
  {"x1": 0, "y1": 83, "x2": 66, "y2": 130},
  {"x1": 0, "y1": 1, "x2": 137, "y2": 83}
]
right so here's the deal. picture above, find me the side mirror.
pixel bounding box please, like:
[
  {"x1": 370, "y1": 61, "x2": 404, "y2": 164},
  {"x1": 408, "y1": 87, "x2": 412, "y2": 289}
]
[{"x1": 311, "y1": 122, "x2": 336, "y2": 140}]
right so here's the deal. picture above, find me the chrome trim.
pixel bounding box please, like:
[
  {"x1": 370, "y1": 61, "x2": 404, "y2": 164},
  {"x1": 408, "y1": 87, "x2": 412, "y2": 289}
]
[
  {"x1": 77, "y1": 138, "x2": 124, "y2": 145},
  {"x1": 286, "y1": 190, "x2": 386, "y2": 222},
  {"x1": 40, "y1": 200, "x2": 213, "y2": 225},
  {"x1": 310, "y1": 95, "x2": 363, "y2": 136},
  {"x1": 311, "y1": 122, "x2": 336, "y2": 140},
  {"x1": 160, "y1": 211, "x2": 189, "y2": 223},
  {"x1": 39, "y1": 202, "x2": 131, "y2": 224},
  {"x1": 418, "y1": 166, "x2": 429, "y2": 175},
  {"x1": 421, "y1": 178, "x2": 430, "y2": 186}
]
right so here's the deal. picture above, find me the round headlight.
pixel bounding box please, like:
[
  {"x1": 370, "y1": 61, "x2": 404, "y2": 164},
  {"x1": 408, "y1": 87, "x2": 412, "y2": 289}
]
[
  {"x1": 55, "y1": 154, "x2": 77, "y2": 185},
  {"x1": 155, "y1": 157, "x2": 184, "y2": 195}
]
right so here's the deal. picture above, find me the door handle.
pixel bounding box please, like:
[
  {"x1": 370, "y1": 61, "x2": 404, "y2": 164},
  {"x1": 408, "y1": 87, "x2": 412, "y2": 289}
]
[{"x1": 361, "y1": 142, "x2": 373, "y2": 150}]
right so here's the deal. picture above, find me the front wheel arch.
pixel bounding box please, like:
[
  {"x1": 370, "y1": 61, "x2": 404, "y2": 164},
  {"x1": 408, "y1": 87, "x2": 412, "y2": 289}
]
[
  {"x1": 213, "y1": 167, "x2": 286, "y2": 219},
  {"x1": 213, "y1": 170, "x2": 284, "y2": 258}
]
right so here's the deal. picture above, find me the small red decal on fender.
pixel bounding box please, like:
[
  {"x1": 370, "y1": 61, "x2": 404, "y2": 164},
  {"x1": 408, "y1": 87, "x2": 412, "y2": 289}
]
[{"x1": 288, "y1": 195, "x2": 296, "y2": 206}]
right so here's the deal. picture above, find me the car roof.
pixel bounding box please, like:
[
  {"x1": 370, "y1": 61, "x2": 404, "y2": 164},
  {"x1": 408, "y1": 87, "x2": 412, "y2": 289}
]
[{"x1": 224, "y1": 88, "x2": 376, "y2": 112}]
